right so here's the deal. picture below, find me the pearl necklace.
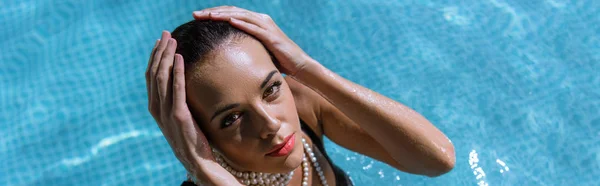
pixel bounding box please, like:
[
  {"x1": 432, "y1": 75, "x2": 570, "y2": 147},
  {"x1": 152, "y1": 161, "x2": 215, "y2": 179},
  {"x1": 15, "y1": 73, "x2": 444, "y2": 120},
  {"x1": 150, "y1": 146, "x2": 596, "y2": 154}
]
[
  {"x1": 301, "y1": 138, "x2": 329, "y2": 186},
  {"x1": 195, "y1": 137, "x2": 328, "y2": 186}
]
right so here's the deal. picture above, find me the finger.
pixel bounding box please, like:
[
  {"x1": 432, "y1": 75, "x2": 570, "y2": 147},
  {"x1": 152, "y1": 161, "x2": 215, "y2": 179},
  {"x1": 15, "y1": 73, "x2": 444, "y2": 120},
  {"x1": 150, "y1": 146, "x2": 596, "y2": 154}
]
[
  {"x1": 157, "y1": 38, "x2": 177, "y2": 111},
  {"x1": 146, "y1": 39, "x2": 160, "y2": 103},
  {"x1": 194, "y1": 5, "x2": 245, "y2": 15},
  {"x1": 150, "y1": 31, "x2": 171, "y2": 117},
  {"x1": 172, "y1": 54, "x2": 188, "y2": 115},
  {"x1": 172, "y1": 54, "x2": 196, "y2": 151},
  {"x1": 146, "y1": 39, "x2": 160, "y2": 78},
  {"x1": 193, "y1": 8, "x2": 268, "y2": 27},
  {"x1": 228, "y1": 18, "x2": 275, "y2": 44},
  {"x1": 152, "y1": 31, "x2": 171, "y2": 78},
  {"x1": 196, "y1": 11, "x2": 269, "y2": 29},
  {"x1": 168, "y1": 54, "x2": 188, "y2": 157}
]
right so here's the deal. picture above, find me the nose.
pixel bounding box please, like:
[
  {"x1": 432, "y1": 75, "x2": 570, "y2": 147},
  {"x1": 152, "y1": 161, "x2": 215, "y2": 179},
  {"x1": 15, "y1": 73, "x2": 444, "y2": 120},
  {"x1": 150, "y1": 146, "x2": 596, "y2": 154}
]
[{"x1": 253, "y1": 104, "x2": 281, "y2": 139}]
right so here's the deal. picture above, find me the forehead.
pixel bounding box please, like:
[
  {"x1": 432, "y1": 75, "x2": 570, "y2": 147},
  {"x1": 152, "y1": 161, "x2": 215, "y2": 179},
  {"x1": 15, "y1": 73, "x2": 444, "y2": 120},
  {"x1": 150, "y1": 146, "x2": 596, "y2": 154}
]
[{"x1": 185, "y1": 37, "x2": 278, "y2": 112}]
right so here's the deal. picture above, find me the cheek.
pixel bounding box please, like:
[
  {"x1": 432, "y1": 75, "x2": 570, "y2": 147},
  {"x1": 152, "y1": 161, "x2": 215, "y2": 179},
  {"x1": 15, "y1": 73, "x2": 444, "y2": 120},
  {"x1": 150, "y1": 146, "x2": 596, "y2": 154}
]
[
  {"x1": 284, "y1": 94, "x2": 298, "y2": 116},
  {"x1": 279, "y1": 87, "x2": 300, "y2": 124}
]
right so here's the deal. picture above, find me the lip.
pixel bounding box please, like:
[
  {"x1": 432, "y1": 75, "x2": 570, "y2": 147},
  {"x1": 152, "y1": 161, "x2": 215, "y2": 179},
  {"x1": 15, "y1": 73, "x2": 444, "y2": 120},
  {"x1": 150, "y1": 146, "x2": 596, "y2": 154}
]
[{"x1": 266, "y1": 133, "x2": 296, "y2": 157}]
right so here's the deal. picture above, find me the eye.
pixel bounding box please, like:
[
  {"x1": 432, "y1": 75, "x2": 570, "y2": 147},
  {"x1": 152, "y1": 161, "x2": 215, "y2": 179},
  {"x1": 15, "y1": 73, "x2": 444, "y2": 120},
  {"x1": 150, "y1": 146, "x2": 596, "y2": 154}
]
[
  {"x1": 221, "y1": 112, "x2": 242, "y2": 128},
  {"x1": 263, "y1": 81, "x2": 282, "y2": 99}
]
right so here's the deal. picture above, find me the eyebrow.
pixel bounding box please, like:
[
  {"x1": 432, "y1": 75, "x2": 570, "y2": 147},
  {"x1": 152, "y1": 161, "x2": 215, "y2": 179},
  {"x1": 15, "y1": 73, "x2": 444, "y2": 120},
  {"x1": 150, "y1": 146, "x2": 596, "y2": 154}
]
[
  {"x1": 210, "y1": 103, "x2": 240, "y2": 122},
  {"x1": 209, "y1": 70, "x2": 278, "y2": 122},
  {"x1": 260, "y1": 70, "x2": 278, "y2": 89}
]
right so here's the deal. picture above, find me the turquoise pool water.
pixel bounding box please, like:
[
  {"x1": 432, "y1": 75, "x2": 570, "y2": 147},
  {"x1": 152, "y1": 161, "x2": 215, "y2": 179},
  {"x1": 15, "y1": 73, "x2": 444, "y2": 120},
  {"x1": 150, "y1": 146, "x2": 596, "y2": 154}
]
[{"x1": 1, "y1": 0, "x2": 599, "y2": 185}]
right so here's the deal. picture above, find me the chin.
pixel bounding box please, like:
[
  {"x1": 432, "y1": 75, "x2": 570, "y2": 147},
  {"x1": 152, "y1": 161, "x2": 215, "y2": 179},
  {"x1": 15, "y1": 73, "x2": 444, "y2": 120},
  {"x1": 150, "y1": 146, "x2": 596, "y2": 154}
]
[{"x1": 272, "y1": 133, "x2": 304, "y2": 173}]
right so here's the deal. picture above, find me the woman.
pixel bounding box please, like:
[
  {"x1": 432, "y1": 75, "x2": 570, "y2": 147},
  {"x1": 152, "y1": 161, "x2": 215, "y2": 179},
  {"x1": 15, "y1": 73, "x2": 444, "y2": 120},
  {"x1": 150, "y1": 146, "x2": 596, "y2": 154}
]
[{"x1": 145, "y1": 6, "x2": 455, "y2": 186}]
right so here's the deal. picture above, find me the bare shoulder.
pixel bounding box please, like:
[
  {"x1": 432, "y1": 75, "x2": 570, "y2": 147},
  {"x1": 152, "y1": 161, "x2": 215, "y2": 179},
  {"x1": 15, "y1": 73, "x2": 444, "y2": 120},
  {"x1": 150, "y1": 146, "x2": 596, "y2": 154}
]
[
  {"x1": 284, "y1": 75, "x2": 367, "y2": 140},
  {"x1": 284, "y1": 76, "x2": 407, "y2": 171},
  {"x1": 284, "y1": 76, "x2": 373, "y2": 143},
  {"x1": 284, "y1": 76, "x2": 325, "y2": 137}
]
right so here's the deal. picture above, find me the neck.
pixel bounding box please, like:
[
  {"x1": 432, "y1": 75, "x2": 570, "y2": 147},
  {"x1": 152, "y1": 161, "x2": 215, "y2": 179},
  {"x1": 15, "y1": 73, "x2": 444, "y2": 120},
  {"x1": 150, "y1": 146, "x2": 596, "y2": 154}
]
[{"x1": 211, "y1": 136, "x2": 326, "y2": 186}]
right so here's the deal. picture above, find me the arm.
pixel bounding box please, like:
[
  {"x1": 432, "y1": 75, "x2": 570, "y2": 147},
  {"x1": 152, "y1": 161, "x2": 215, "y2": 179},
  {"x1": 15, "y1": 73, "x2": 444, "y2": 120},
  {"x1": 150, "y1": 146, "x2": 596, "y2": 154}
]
[
  {"x1": 192, "y1": 160, "x2": 242, "y2": 186},
  {"x1": 145, "y1": 31, "x2": 241, "y2": 186},
  {"x1": 292, "y1": 60, "x2": 456, "y2": 177}
]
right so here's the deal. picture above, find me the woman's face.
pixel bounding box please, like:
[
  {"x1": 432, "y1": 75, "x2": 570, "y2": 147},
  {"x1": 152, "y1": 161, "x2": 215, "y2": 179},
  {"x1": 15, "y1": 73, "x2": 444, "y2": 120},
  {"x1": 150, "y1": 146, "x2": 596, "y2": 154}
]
[{"x1": 185, "y1": 36, "x2": 303, "y2": 173}]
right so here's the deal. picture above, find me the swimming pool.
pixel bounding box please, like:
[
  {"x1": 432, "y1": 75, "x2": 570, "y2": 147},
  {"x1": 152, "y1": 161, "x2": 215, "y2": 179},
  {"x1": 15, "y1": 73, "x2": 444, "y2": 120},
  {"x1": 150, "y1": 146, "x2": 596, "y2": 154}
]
[{"x1": 1, "y1": 0, "x2": 599, "y2": 185}]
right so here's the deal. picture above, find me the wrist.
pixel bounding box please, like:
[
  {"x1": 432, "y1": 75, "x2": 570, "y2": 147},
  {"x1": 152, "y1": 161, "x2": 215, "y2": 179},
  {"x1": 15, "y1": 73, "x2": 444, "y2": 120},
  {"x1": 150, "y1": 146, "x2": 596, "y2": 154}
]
[
  {"x1": 291, "y1": 57, "x2": 325, "y2": 84},
  {"x1": 191, "y1": 160, "x2": 241, "y2": 186}
]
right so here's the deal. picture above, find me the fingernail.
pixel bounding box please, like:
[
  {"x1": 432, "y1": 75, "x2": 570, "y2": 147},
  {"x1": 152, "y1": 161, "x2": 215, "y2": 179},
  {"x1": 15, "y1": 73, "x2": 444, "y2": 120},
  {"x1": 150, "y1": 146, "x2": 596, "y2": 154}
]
[{"x1": 193, "y1": 11, "x2": 202, "y2": 16}]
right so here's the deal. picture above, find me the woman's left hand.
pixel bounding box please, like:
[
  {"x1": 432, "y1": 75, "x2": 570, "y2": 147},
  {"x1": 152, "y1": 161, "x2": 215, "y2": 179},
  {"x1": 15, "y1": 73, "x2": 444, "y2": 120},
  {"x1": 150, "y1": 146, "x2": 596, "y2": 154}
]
[{"x1": 193, "y1": 6, "x2": 316, "y2": 76}]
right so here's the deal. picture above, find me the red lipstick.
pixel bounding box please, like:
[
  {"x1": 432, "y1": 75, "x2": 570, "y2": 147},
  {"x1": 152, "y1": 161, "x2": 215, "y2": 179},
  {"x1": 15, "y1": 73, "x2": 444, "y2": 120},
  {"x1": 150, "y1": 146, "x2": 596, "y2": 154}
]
[{"x1": 266, "y1": 133, "x2": 296, "y2": 157}]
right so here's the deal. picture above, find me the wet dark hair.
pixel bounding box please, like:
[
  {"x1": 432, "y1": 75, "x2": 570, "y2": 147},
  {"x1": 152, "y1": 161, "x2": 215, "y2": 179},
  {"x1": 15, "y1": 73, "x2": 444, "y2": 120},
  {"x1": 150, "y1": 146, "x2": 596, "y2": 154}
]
[{"x1": 171, "y1": 20, "x2": 249, "y2": 67}]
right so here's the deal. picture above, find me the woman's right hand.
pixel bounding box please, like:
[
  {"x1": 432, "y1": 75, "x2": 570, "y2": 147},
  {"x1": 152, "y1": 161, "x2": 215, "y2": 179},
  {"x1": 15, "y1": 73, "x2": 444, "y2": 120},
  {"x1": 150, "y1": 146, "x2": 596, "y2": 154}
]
[{"x1": 145, "y1": 31, "x2": 214, "y2": 178}]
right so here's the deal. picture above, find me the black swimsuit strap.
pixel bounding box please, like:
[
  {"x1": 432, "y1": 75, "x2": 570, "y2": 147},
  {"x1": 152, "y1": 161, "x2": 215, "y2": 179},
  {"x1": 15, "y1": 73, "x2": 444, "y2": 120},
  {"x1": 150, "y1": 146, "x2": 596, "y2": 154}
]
[
  {"x1": 299, "y1": 119, "x2": 326, "y2": 156},
  {"x1": 300, "y1": 119, "x2": 353, "y2": 186}
]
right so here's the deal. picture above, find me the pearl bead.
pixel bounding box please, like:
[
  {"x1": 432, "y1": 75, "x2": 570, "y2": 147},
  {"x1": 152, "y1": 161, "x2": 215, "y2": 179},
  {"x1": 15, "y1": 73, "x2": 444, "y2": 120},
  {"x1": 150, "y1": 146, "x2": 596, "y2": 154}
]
[{"x1": 208, "y1": 137, "x2": 327, "y2": 186}]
